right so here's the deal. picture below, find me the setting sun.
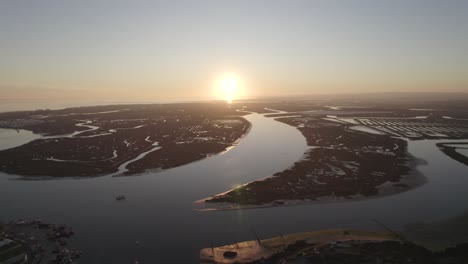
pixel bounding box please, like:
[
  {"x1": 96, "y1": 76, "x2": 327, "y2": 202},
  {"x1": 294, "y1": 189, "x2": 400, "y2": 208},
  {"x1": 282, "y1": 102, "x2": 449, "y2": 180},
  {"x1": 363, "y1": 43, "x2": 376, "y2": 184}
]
[{"x1": 214, "y1": 73, "x2": 244, "y2": 103}]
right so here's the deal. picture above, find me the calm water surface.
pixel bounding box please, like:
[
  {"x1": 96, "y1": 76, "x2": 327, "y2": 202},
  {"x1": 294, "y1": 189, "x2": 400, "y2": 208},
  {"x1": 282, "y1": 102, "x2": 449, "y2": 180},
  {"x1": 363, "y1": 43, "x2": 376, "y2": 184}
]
[
  {"x1": 0, "y1": 128, "x2": 41, "y2": 151},
  {"x1": 1, "y1": 114, "x2": 468, "y2": 263}
]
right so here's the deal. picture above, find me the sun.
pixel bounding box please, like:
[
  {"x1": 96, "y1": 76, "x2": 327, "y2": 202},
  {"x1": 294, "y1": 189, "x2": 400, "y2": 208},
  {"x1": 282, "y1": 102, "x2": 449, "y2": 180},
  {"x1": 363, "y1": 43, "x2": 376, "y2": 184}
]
[
  {"x1": 214, "y1": 73, "x2": 244, "y2": 103},
  {"x1": 221, "y1": 76, "x2": 238, "y2": 95},
  {"x1": 221, "y1": 76, "x2": 238, "y2": 103}
]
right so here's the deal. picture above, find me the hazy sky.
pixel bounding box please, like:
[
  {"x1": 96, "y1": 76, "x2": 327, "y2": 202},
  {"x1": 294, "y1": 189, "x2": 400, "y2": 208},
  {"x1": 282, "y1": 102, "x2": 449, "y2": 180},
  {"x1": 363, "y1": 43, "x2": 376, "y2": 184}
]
[{"x1": 1, "y1": 0, "x2": 467, "y2": 104}]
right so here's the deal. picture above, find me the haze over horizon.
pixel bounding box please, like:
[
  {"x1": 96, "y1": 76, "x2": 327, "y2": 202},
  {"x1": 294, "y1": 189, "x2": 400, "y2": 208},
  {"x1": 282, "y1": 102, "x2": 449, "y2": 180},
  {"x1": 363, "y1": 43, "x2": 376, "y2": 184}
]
[{"x1": 1, "y1": 0, "x2": 467, "y2": 105}]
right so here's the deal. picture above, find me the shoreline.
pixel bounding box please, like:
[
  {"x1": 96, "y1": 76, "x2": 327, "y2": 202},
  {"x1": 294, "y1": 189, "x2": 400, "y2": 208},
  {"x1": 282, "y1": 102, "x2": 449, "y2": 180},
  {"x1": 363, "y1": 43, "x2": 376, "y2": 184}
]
[
  {"x1": 193, "y1": 152, "x2": 427, "y2": 212},
  {"x1": 436, "y1": 142, "x2": 468, "y2": 166},
  {"x1": 200, "y1": 229, "x2": 399, "y2": 264},
  {"x1": 200, "y1": 227, "x2": 468, "y2": 264}
]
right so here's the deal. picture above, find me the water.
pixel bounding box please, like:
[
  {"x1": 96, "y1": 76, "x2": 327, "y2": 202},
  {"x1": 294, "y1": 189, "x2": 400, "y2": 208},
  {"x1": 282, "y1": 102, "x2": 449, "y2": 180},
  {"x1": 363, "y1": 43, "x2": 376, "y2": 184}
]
[
  {"x1": 456, "y1": 148, "x2": 468, "y2": 157},
  {"x1": 1, "y1": 114, "x2": 468, "y2": 263},
  {"x1": 0, "y1": 128, "x2": 41, "y2": 151}
]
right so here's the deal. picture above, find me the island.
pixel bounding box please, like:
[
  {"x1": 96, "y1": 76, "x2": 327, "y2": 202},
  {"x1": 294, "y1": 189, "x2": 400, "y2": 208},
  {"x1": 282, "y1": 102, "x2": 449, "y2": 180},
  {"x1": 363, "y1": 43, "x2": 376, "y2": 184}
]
[{"x1": 0, "y1": 103, "x2": 250, "y2": 177}]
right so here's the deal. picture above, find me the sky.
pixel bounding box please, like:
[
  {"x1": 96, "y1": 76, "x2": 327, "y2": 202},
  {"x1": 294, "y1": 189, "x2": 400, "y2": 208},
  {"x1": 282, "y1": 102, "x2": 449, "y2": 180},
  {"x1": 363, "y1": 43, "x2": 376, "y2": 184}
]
[{"x1": 0, "y1": 0, "x2": 467, "y2": 106}]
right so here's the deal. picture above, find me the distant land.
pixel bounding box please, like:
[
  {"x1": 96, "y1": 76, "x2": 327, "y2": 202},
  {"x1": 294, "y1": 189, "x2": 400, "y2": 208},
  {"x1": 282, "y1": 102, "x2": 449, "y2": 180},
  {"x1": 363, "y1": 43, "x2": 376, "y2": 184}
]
[{"x1": 195, "y1": 96, "x2": 468, "y2": 211}]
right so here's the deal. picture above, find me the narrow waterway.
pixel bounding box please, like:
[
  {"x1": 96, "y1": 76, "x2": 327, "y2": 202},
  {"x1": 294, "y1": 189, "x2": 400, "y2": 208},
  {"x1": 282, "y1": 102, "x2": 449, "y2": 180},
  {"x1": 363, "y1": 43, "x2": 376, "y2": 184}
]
[{"x1": 0, "y1": 114, "x2": 468, "y2": 263}]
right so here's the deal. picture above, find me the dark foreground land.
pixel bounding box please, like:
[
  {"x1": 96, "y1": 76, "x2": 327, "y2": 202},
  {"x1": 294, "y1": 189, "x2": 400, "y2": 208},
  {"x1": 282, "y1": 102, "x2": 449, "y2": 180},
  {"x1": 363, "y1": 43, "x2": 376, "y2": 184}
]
[
  {"x1": 1, "y1": 220, "x2": 80, "y2": 264},
  {"x1": 0, "y1": 103, "x2": 250, "y2": 177},
  {"x1": 200, "y1": 229, "x2": 468, "y2": 264},
  {"x1": 198, "y1": 98, "x2": 468, "y2": 210}
]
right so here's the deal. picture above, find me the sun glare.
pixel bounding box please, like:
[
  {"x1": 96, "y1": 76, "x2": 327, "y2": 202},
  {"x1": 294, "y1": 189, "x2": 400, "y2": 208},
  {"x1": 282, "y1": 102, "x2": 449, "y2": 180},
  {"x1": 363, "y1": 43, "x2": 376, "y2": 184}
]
[
  {"x1": 214, "y1": 73, "x2": 244, "y2": 103},
  {"x1": 222, "y1": 76, "x2": 238, "y2": 95}
]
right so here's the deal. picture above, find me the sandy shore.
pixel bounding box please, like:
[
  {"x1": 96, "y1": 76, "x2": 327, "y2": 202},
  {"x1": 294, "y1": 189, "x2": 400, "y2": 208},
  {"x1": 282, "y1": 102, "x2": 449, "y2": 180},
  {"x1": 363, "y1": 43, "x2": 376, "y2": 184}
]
[{"x1": 200, "y1": 229, "x2": 398, "y2": 264}]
